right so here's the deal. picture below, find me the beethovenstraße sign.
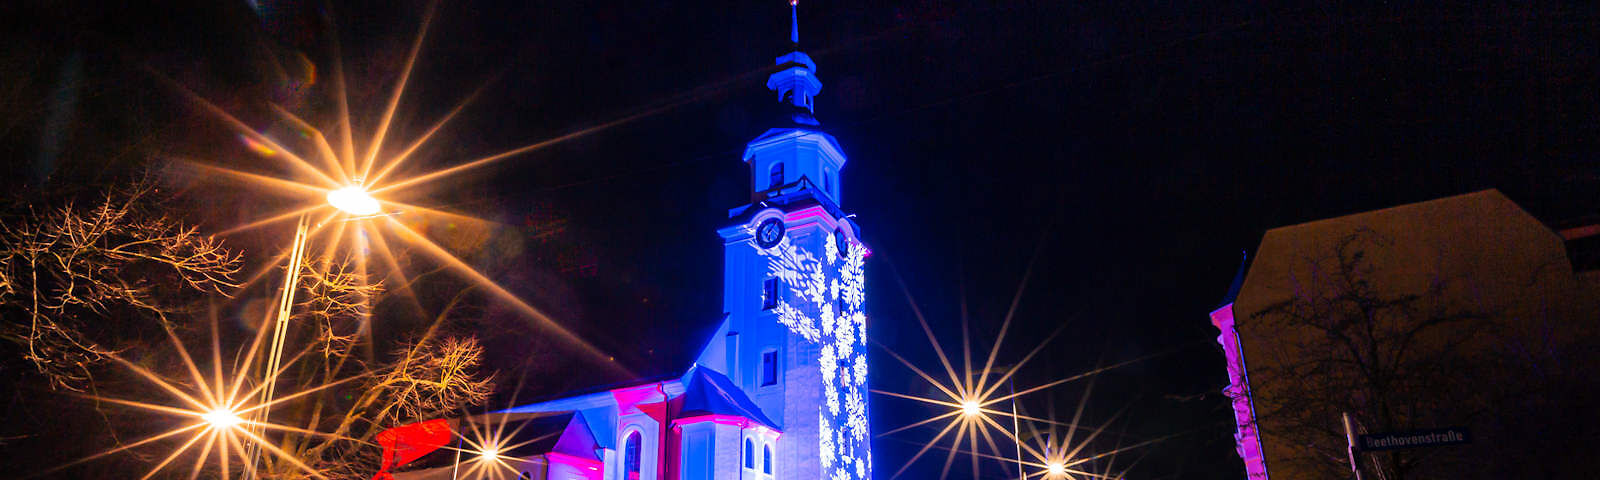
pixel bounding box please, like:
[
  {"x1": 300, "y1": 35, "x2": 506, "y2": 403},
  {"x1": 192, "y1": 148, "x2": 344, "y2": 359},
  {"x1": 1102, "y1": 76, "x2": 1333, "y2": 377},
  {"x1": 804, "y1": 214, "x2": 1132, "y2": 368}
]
[{"x1": 1357, "y1": 427, "x2": 1470, "y2": 451}]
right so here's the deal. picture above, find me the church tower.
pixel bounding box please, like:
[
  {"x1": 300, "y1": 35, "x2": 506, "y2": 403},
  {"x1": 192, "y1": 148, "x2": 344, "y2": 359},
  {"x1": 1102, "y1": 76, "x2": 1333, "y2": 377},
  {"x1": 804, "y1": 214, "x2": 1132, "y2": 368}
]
[{"x1": 700, "y1": 3, "x2": 872, "y2": 479}]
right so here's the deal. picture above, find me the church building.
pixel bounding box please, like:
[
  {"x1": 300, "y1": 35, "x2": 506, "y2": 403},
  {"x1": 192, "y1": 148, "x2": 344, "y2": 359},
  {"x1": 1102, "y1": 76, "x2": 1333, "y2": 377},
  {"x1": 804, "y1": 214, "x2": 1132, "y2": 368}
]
[{"x1": 388, "y1": 5, "x2": 872, "y2": 480}]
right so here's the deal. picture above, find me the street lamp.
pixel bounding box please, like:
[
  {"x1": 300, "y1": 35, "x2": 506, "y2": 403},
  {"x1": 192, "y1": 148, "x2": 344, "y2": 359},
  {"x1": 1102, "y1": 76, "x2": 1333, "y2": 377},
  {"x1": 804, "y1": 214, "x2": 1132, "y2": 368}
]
[
  {"x1": 202, "y1": 407, "x2": 244, "y2": 431},
  {"x1": 326, "y1": 185, "x2": 382, "y2": 216},
  {"x1": 477, "y1": 445, "x2": 500, "y2": 462},
  {"x1": 248, "y1": 184, "x2": 383, "y2": 478},
  {"x1": 961, "y1": 400, "x2": 982, "y2": 417}
]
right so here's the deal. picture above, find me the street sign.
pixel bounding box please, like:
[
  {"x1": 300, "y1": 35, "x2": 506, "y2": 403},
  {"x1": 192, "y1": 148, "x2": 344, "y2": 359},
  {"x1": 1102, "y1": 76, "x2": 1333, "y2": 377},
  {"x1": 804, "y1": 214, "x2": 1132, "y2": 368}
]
[{"x1": 1357, "y1": 427, "x2": 1470, "y2": 451}]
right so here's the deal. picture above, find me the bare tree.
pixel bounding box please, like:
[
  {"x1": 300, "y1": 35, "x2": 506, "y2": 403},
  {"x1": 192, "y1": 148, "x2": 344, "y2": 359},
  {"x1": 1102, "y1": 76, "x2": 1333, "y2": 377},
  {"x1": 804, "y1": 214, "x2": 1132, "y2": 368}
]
[
  {"x1": 0, "y1": 182, "x2": 498, "y2": 479},
  {"x1": 1250, "y1": 230, "x2": 1497, "y2": 480},
  {"x1": 258, "y1": 273, "x2": 495, "y2": 480},
  {"x1": 0, "y1": 181, "x2": 241, "y2": 390}
]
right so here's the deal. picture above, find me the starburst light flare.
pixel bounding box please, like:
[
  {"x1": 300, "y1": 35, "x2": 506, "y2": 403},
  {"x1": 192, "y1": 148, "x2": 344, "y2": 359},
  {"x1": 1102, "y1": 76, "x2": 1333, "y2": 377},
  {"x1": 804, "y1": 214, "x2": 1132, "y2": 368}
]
[
  {"x1": 326, "y1": 185, "x2": 381, "y2": 216},
  {"x1": 1006, "y1": 378, "x2": 1152, "y2": 480},
  {"x1": 39, "y1": 311, "x2": 363, "y2": 479},
  {"x1": 871, "y1": 242, "x2": 1178, "y2": 480},
  {"x1": 202, "y1": 407, "x2": 245, "y2": 430},
  {"x1": 153, "y1": 1, "x2": 632, "y2": 374},
  {"x1": 429, "y1": 383, "x2": 558, "y2": 480}
]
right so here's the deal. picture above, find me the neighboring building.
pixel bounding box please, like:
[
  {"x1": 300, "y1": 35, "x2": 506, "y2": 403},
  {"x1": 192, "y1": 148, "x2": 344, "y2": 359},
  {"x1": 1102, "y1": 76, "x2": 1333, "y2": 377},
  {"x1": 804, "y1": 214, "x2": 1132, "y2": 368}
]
[
  {"x1": 1210, "y1": 190, "x2": 1599, "y2": 479},
  {"x1": 393, "y1": 6, "x2": 872, "y2": 480}
]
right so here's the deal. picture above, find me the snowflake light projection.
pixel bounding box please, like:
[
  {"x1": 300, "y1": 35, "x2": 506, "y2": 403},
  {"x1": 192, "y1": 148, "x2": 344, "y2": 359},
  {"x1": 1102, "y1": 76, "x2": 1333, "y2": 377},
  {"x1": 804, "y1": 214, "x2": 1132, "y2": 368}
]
[{"x1": 755, "y1": 226, "x2": 870, "y2": 480}]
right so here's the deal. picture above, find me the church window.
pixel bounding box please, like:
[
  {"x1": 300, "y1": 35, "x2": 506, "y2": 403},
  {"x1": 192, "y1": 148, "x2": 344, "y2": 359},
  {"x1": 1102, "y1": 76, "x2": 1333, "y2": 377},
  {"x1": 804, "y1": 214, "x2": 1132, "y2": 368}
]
[
  {"x1": 762, "y1": 444, "x2": 773, "y2": 475},
  {"x1": 761, "y1": 350, "x2": 779, "y2": 386},
  {"x1": 823, "y1": 169, "x2": 831, "y2": 195},
  {"x1": 744, "y1": 438, "x2": 755, "y2": 469},
  {"x1": 769, "y1": 162, "x2": 785, "y2": 190},
  {"x1": 762, "y1": 278, "x2": 780, "y2": 310},
  {"x1": 623, "y1": 431, "x2": 642, "y2": 478}
]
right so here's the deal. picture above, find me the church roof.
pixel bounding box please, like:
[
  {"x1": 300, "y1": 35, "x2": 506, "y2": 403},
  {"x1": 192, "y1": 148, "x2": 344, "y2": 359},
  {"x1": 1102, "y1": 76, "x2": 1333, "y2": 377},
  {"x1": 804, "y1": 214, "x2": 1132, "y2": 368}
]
[{"x1": 675, "y1": 366, "x2": 780, "y2": 430}]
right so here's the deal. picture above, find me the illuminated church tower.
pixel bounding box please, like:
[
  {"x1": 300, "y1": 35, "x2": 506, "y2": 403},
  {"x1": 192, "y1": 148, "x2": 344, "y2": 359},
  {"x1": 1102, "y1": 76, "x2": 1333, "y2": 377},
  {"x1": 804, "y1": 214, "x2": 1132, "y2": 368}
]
[
  {"x1": 697, "y1": 3, "x2": 872, "y2": 479},
  {"x1": 458, "y1": 5, "x2": 871, "y2": 480}
]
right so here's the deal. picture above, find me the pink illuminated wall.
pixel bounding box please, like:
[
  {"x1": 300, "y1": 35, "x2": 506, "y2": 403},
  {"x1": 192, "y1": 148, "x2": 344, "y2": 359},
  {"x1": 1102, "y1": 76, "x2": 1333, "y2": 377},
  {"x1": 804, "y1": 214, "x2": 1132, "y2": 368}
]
[
  {"x1": 545, "y1": 451, "x2": 604, "y2": 480},
  {"x1": 1210, "y1": 304, "x2": 1268, "y2": 479}
]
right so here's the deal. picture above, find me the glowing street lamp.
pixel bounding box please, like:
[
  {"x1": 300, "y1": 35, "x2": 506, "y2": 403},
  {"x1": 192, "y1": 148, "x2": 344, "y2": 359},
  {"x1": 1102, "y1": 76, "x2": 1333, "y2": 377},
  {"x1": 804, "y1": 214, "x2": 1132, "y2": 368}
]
[
  {"x1": 202, "y1": 407, "x2": 244, "y2": 431},
  {"x1": 476, "y1": 445, "x2": 500, "y2": 462},
  {"x1": 961, "y1": 400, "x2": 982, "y2": 417},
  {"x1": 326, "y1": 185, "x2": 382, "y2": 216},
  {"x1": 1046, "y1": 461, "x2": 1066, "y2": 478}
]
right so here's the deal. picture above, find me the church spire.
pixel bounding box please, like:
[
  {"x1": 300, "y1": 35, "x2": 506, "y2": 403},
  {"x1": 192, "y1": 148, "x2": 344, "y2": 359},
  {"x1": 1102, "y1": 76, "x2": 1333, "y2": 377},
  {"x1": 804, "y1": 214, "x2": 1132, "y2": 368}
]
[
  {"x1": 790, "y1": 0, "x2": 800, "y2": 47},
  {"x1": 767, "y1": 0, "x2": 822, "y2": 125}
]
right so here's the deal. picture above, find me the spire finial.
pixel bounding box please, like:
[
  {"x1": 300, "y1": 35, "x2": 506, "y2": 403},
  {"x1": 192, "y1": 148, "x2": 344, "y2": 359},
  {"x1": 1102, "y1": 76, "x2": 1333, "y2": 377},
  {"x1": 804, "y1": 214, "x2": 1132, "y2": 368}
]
[
  {"x1": 789, "y1": 0, "x2": 799, "y2": 47},
  {"x1": 768, "y1": 0, "x2": 821, "y2": 122}
]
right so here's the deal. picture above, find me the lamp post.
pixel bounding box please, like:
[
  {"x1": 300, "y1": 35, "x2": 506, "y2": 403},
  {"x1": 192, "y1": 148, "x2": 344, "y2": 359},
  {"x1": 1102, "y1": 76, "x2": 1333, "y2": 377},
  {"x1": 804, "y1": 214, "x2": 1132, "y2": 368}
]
[
  {"x1": 246, "y1": 185, "x2": 381, "y2": 479},
  {"x1": 1010, "y1": 376, "x2": 1026, "y2": 480}
]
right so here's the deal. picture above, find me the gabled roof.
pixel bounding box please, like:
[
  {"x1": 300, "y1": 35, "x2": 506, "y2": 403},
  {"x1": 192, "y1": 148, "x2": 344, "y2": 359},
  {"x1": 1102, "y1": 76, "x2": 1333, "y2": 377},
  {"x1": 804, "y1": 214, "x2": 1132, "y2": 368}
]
[{"x1": 675, "y1": 365, "x2": 780, "y2": 430}]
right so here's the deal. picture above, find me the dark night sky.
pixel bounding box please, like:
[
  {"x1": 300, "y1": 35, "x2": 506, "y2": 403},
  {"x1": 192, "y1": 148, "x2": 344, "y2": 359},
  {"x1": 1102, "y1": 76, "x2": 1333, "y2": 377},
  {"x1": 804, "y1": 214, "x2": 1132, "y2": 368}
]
[{"x1": 3, "y1": 1, "x2": 1598, "y2": 478}]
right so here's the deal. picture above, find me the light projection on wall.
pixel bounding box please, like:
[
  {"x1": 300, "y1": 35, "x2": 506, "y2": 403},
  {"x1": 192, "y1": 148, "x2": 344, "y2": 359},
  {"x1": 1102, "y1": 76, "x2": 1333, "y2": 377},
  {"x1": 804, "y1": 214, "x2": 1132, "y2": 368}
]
[{"x1": 755, "y1": 222, "x2": 871, "y2": 480}]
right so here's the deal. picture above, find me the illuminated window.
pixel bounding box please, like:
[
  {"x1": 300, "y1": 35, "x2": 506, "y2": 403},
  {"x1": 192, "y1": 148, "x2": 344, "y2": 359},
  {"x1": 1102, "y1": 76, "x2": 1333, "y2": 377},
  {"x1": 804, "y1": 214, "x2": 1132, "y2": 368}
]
[
  {"x1": 769, "y1": 163, "x2": 784, "y2": 190},
  {"x1": 762, "y1": 444, "x2": 773, "y2": 475},
  {"x1": 744, "y1": 438, "x2": 755, "y2": 469},
  {"x1": 761, "y1": 350, "x2": 778, "y2": 386},
  {"x1": 763, "y1": 278, "x2": 780, "y2": 310},
  {"x1": 623, "y1": 431, "x2": 642, "y2": 478}
]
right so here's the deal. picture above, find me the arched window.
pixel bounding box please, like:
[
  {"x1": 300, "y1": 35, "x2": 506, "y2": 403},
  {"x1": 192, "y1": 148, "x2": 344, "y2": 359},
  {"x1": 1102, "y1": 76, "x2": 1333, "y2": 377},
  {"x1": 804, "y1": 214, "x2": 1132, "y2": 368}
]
[
  {"x1": 768, "y1": 162, "x2": 785, "y2": 190},
  {"x1": 624, "y1": 431, "x2": 642, "y2": 478},
  {"x1": 518, "y1": 473, "x2": 532, "y2": 480},
  {"x1": 762, "y1": 444, "x2": 773, "y2": 475},
  {"x1": 744, "y1": 438, "x2": 755, "y2": 469},
  {"x1": 823, "y1": 169, "x2": 831, "y2": 195}
]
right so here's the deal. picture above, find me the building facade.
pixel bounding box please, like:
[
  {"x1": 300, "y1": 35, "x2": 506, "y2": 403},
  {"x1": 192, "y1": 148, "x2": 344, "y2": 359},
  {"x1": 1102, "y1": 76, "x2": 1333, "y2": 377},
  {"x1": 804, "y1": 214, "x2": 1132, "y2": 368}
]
[{"x1": 1209, "y1": 190, "x2": 1600, "y2": 479}]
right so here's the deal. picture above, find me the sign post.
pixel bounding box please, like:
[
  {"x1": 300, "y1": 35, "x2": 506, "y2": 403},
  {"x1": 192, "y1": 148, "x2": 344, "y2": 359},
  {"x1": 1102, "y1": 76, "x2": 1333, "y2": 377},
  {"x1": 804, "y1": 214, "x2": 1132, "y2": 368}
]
[{"x1": 1342, "y1": 413, "x2": 1364, "y2": 480}]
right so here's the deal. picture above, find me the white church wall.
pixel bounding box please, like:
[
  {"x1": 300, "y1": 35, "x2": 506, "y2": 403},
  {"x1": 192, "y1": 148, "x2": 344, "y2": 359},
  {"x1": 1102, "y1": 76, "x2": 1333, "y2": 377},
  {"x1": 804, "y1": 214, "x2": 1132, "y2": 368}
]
[
  {"x1": 710, "y1": 423, "x2": 742, "y2": 480},
  {"x1": 678, "y1": 422, "x2": 715, "y2": 480}
]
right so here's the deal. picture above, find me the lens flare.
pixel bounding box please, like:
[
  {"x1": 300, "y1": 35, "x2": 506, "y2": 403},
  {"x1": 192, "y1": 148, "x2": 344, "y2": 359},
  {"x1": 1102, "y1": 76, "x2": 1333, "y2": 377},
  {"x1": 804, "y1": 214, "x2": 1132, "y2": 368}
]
[
  {"x1": 202, "y1": 408, "x2": 244, "y2": 430},
  {"x1": 442, "y1": 386, "x2": 554, "y2": 480},
  {"x1": 872, "y1": 234, "x2": 1182, "y2": 480},
  {"x1": 43, "y1": 314, "x2": 360, "y2": 479},
  {"x1": 326, "y1": 185, "x2": 381, "y2": 216},
  {"x1": 152, "y1": 0, "x2": 629, "y2": 378}
]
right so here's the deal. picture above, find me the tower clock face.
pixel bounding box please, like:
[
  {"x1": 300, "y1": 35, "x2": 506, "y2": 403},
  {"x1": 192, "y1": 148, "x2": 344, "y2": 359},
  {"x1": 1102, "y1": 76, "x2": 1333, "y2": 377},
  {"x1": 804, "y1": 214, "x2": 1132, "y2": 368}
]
[{"x1": 755, "y1": 218, "x2": 786, "y2": 249}]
